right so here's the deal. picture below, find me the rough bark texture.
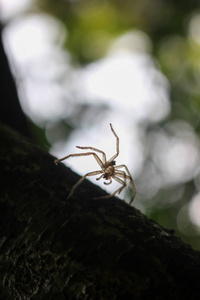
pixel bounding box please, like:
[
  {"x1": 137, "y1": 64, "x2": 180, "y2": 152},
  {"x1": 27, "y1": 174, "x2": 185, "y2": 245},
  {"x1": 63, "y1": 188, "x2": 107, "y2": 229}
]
[
  {"x1": 2, "y1": 12, "x2": 200, "y2": 299},
  {"x1": 1, "y1": 123, "x2": 200, "y2": 300}
]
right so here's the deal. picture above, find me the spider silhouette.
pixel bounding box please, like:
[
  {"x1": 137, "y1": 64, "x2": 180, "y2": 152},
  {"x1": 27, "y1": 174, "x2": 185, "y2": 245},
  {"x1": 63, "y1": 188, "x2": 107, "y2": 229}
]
[{"x1": 54, "y1": 123, "x2": 136, "y2": 204}]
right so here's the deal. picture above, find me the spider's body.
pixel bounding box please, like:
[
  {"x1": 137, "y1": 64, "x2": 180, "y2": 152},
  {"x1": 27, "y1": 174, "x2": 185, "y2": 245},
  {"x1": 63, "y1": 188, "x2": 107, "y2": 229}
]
[
  {"x1": 102, "y1": 161, "x2": 115, "y2": 180},
  {"x1": 54, "y1": 124, "x2": 136, "y2": 204}
]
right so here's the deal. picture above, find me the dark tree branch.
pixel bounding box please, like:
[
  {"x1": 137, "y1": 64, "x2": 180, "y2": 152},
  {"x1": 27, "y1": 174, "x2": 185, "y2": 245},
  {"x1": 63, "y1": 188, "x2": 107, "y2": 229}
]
[
  {"x1": 1, "y1": 123, "x2": 200, "y2": 299},
  {"x1": 0, "y1": 22, "x2": 31, "y2": 138}
]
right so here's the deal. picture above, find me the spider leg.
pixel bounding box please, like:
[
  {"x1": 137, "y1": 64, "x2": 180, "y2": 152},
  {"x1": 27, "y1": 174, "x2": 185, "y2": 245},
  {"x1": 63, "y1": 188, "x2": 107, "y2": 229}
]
[
  {"x1": 96, "y1": 173, "x2": 104, "y2": 181},
  {"x1": 67, "y1": 170, "x2": 103, "y2": 199},
  {"x1": 114, "y1": 170, "x2": 127, "y2": 176},
  {"x1": 95, "y1": 175, "x2": 126, "y2": 200},
  {"x1": 107, "y1": 123, "x2": 119, "y2": 163},
  {"x1": 115, "y1": 164, "x2": 131, "y2": 171},
  {"x1": 112, "y1": 175, "x2": 126, "y2": 194},
  {"x1": 76, "y1": 146, "x2": 106, "y2": 164},
  {"x1": 54, "y1": 152, "x2": 104, "y2": 168},
  {"x1": 114, "y1": 171, "x2": 127, "y2": 189},
  {"x1": 115, "y1": 164, "x2": 136, "y2": 204}
]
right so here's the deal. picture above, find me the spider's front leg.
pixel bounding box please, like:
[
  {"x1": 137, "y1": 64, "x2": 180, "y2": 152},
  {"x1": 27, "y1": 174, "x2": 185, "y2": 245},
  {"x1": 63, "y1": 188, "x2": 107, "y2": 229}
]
[
  {"x1": 54, "y1": 152, "x2": 104, "y2": 168},
  {"x1": 107, "y1": 123, "x2": 119, "y2": 163},
  {"x1": 54, "y1": 152, "x2": 105, "y2": 198},
  {"x1": 76, "y1": 146, "x2": 106, "y2": 165}
]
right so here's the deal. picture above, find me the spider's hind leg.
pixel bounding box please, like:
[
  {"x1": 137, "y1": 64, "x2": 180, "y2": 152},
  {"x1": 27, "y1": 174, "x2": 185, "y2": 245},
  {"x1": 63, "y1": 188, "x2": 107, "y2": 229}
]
[
  {"x1": 114, "y1": 165, "x2": 136, "y2": 204},
  {"x1": 94, "y1": 175, "x2": 126, "y2": 200},
  {"x1": 68, "y1": 170, "x2": 103, "y2": 199}
]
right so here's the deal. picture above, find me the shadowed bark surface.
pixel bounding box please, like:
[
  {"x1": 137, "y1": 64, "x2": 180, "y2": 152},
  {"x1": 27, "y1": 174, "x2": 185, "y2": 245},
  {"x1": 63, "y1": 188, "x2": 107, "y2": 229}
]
[
  {"x1": 1, "y1": 123, "x2": 200, "y2": 299},
  {"x1": 0, "y1": 22, "x2": 31, "y2": 138}
]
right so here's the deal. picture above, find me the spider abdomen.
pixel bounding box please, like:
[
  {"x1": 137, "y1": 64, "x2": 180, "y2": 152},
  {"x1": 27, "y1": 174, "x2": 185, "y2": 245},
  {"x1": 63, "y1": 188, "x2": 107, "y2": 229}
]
[{"x1": 103, "y1": 166, "x2": 115, "y2": 179}]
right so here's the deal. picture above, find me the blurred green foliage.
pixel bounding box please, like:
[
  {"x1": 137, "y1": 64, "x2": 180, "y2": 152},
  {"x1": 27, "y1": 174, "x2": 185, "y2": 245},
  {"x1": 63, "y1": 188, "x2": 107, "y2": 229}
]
[
  {"x1": 35, "y1": 0, "x2": 200, "y2": 125},
  {"x1": 28, "y1": 0, "x2": 200, "y2": 249}
]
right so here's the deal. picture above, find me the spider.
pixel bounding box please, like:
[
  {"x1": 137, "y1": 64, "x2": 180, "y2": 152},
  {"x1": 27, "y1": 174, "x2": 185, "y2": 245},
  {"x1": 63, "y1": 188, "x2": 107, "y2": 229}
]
[{"x1": 54, "y1": 123, "x2": 136, "y2": 204}]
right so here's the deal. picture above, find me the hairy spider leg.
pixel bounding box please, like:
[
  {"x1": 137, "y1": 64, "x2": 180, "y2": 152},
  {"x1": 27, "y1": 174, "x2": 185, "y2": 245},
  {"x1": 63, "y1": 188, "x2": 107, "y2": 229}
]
[
  {"x1": 54, "y1": 152, "x2": 104, "y2": 168},
  {"x1": 68, "y1": 170, "x2": 103, "y2": 199},
  {"x1": 107, "y1": 123, "x2": 119, "y2": 163},
  {"x1": 76, "y1": 146, "x2": 106, "y2": 165},
  {"x1": 115, "y1": 165, "x2": 136, "y2": 204}
]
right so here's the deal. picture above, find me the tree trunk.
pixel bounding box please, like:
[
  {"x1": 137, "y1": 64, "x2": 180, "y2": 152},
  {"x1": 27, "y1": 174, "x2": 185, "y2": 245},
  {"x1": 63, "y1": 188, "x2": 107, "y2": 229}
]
[
  {"x1": 1, "y1": 18, "x2": 200, "y2": 300},
  {"x1": 1, "y1": 123, "x2": 200, "y2": 300},
  {"x1": 0, "y1": 22, "x2": 31, "y2": 139}
]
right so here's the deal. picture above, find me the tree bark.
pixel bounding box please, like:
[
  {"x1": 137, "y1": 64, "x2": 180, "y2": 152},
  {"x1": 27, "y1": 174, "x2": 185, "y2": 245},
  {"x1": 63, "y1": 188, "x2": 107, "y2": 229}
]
[
  {"x1": 1, "y1": 123, "x2": 200, "y2": 300},
  {"x1": 0, "y1": 22, "x2": 31, "y2": 138},
  {"x1": 1, "y1": 17, "x2": 200, "y2": 300}
]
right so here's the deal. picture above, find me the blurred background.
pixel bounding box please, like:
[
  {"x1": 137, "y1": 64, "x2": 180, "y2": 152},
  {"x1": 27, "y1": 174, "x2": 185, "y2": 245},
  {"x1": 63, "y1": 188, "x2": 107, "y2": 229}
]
[{"x1": 1, "y1": 0, "x2": 200, "y2": 250}]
